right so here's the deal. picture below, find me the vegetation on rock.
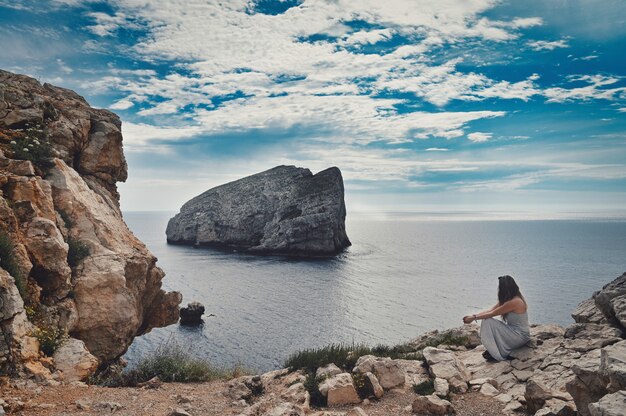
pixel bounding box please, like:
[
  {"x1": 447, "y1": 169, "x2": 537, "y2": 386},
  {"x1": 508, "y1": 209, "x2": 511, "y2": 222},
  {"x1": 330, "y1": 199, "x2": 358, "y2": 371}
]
[
  {"x1": 0, "y1": 230, "x2": 26, "y2": 298},
  {"x1": 413, "y1": 379, "x2": 435, "y2": 395},
  {"x1": 67, "y1": 238, "x2": 90, "y2": 267},
  {"x1": 5, "y1": 122, "x2": 54, "y2": 170},
  {"x1": 285, "y1": 341, "x2": 423, "y2": 373}
]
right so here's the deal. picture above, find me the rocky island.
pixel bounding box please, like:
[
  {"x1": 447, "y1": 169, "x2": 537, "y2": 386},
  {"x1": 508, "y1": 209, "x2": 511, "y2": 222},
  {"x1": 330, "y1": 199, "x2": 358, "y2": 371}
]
[
  {"x1": 0, "y1": 69, "x2": 181, "y2": 380},
  {"x1": 166, "y1": 165, "x2": 351, "y2": 257}
]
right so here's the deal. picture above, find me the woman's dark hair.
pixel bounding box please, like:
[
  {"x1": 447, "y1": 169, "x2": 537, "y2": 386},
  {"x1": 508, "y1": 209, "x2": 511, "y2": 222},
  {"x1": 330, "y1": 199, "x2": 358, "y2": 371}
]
[{"x1": 498, "y1": 275, "x2": 525, "y2": 306}]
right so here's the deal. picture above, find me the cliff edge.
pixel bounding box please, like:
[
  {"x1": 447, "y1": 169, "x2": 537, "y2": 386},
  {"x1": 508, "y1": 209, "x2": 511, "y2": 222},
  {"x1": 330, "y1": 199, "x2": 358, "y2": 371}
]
[{"x1": 0, "y1": 69, "x2": 181, "y2": 380}]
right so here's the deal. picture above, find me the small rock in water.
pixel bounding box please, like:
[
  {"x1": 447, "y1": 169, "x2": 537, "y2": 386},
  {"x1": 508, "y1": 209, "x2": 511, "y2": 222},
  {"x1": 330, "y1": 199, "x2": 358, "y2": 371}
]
[{"x1": 180, "y1": 301, "x2": 205, "y2": 325}]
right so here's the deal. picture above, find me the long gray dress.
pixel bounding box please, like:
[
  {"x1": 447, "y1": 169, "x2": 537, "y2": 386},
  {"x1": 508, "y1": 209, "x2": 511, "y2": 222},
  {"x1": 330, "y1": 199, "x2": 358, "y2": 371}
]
[{"x1": 480, "y1": 311, "x2": 530, "y2": 360}]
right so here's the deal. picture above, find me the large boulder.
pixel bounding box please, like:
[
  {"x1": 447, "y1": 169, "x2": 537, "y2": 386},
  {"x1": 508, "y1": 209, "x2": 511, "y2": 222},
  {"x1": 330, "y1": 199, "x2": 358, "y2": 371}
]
[
  {"x1": 422, "y1": 347, "x2": 470, "y2": 393},
  {"x1": 593, "y1": 272, "x2": 626, "y2": 329},
  {"x1": 166, "y1": 165, "x2": 351, "y2": 257},
  {"x1": 52, "y1": 337, "x2": 99, "y2": 382},
  {"x1": 318, "y1": 373, "x2": 361, "y2": 407},
  {"x1": 588, "y1": 390, "x2": 626, "y2": 416},
  {"x1": 352, "y1": 355, "x2": 405, "y2": 390}
]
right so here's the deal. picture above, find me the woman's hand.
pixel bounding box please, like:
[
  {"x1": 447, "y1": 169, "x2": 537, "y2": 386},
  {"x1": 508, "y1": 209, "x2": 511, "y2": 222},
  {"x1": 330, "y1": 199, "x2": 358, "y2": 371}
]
[{"x1": 463, "y1": 315, "x2": 474, "y2": 324}]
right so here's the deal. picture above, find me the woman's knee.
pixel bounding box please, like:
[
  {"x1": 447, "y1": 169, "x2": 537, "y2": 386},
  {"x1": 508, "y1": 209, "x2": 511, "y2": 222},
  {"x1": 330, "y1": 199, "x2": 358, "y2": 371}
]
[{"x1": 480, "y1": 318, "x2": 498, "y2": 334}]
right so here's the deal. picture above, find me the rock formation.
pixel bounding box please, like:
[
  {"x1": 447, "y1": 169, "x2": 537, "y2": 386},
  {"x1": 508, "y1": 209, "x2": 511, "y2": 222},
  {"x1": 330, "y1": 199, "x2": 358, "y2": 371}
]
[
  {"x1": 166, "y1": 165, "x2": 351, "y2": 257},
  {"x1": 0, "y1": 69, "x2": 181, "y2": 379}
]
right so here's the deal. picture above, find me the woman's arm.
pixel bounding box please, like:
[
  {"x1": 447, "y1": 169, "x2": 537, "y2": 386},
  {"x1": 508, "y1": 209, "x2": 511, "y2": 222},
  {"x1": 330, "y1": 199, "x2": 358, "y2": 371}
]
[{"x1": 463, "y1": 299, "x2": 521, "y2": 323}]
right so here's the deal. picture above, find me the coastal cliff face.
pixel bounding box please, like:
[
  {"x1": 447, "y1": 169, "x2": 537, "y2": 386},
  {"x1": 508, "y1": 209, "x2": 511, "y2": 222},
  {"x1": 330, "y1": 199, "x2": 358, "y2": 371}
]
[
  {"x1": 0, "y1": 70, "x2": 181, "y2": 379},
  {"x1": 166, "y1": 165, "x2": 351, "y2": 256}
]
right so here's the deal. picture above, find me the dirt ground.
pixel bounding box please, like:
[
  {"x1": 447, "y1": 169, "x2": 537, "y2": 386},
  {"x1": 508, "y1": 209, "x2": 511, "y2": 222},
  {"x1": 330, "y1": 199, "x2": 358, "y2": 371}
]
[{"x1": 0, "y1": 379, "x2": 505, "y2": 416}]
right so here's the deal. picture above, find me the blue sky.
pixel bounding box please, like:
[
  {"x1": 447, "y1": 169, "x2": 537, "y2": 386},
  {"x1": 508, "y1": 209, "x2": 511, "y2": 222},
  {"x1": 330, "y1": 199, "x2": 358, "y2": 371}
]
[{"x1": 1, "y1": 0, "x2": 625, "y2": 216}]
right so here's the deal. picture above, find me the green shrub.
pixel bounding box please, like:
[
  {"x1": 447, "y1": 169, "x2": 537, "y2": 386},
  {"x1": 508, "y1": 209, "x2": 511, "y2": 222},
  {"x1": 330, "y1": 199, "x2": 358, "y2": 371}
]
[
  {"x1": 58, "y1": 210, "x2": 73, "y2": 228},
  {"x1": 8, "y1": 122, "x2": 54, "y2": 169},
  {"x1": 414, "y1": 333, "x2": 470, "y2": 350},
  {"x1": 31, "y1": 325, "x2": 66, "y2": 356},
  {"x1": 285, "y1": 342, "x2": 422, "y2": 374},
  {"x1": 303, "y1": 371, "x2": 327, "y2": 408},
  {"x1": 0, "y1": 231, "x2": 26, "y2": 298},
  {"x1": 92, "y1": 341, "x2": 231, "y2": 387},
  {"x1": 413, "y1": 379, "x2": 435, "y2": 395},
  {"x1": 67, "y1": 238, "x2": 89, "y2": 267},
  {"x1": 284, "y1": 343, "x2": 374, "y2": 373}
]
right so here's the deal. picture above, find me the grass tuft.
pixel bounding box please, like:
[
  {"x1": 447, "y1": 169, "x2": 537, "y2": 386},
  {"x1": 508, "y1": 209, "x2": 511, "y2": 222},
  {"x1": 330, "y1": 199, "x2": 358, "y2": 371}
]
[
  {"x1": 0, "y1": 230, "x2": 26, "y2": 298},
  {"x1": 67, "y1": 238, "x2": 89, "y2": 267},
  {"x1": 91, "y1": 340, "x2": 235, "y2": 387},
  {"x1": 413, "y1": 379, "x2": 435, "y2": 395}
]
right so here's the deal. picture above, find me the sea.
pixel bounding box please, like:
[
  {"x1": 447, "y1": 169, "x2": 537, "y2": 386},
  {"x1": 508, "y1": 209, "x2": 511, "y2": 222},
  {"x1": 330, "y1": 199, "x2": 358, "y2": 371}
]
[{"x1": 122, "y1": 211, "x2": 626, "y2": 372}]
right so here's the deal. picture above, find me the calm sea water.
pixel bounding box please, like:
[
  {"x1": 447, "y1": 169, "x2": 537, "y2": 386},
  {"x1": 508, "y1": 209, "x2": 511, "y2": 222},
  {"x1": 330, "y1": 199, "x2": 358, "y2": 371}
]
[{"x1": 123, "y1": 212, "x2": 626, "y2": 372}]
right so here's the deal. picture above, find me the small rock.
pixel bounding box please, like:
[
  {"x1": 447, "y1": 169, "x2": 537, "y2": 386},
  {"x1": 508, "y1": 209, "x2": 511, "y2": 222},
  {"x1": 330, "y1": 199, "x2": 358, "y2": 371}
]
[
  {"x1": 411, "y1": 394, "x2": 454, "y2": 415},
  {"x1": 346, "y1": 407, "x2": 368, "y2": 416},
  {"x1": 316, "y1": 363, "x2": 342, "y2": 380},
  {"x1": 138, "y1": 376, "x2": 162, "y2": 389},
  {"x1": 168, "y1": 408, "x2": 191, "y2": 416},
  {"x1": 179, "y1": 301, "x2": 205, "y2": 325},
  {"x1": 93, "y1": 401, "x2": 123, "y2": 412},
  {"x1": 434, "y1": 378, "x2": 449, "y2": 398},
  {"x1": 479, "y1": 383, "x2": 499, "y2": 397},
  {"x1": 364, "y1": 372, "x2": 383, "y2": 399},
  {"x1": 75, "y1": 399, "x2": 91, "y2": 410}
]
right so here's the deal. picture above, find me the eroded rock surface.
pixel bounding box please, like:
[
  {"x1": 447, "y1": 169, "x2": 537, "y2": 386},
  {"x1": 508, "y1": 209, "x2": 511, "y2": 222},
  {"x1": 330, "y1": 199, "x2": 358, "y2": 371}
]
[
  {"x1": 0, "y1": 70, "x2": 181, "y2": 376},
  {"x1": 166, "y1": 165, "x2": 351, "y2": 256}
]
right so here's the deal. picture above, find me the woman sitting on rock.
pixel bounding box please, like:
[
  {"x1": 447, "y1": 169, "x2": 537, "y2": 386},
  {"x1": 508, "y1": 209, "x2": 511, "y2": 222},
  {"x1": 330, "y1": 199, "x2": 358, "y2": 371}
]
[{"x1": 463, "y1": 275, "x2": 531, "y2": 361}]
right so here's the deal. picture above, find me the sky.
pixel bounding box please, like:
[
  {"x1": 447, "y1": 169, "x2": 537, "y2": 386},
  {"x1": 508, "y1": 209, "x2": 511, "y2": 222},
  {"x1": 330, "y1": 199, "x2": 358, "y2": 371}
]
[{"x1": 1, "y1": 0, "x2": 625, "y2": 216}]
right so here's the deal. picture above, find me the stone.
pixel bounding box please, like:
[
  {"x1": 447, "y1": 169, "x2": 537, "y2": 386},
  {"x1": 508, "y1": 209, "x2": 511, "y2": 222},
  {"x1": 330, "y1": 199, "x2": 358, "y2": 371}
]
[
  {"x1": 23, "y1": 361, "x2": 52, "y2": 382},
  {"x1": 316, "y1": 363, "x2": 343, "y2": 380},
  {"x1": 352, "y1": 355, "x2": 405, "y2": 390},
  {"x1": 469, "y1": 377, "x2": 498, "y2": 388},
  {"x1": 396, "y1": 358, "x2": 430, "y2": 386},
  {"x1": 52, "y1": 338, "x2": 99, "y2": 382},
  {"x1": 266, "y1": 403, "x2": 305, "y2": 416},
  {"x1": 411, "y1": 394, "x2": 454, "y2": 415},
  {"x1": 227, "y1": 380, "x2": 253, "y2": 401},
  {"x1": 346, "y1": 407, "x2": 368, "y2": 416},
  {"x1": 599, "y1": 340, "x2": 626, "y2": 392},
  {"x1": 179, "y1": 301, "x2": 205, "y2": 325},
  {"x1": 423, "y1": 347, "x2": 470, "y2": 393},
  {"x1": 434, "y1": 378, "x2": 449, "y2": 397},
  {"x1": 408, "y1": 325, "x2": 481, "y2": 350},
  {"x1": 594, "y1": 272, "x2": 626, "y2": 328},
  {"x1": 166, "y1": 165, "x2": 351, "y2": 256},
  {"x1": 318, "y1": 373, "x2": 361, "y2": 407},
  {"x1": 525, "y1": 379, "x2": 555, "y2": 414},
  {"x1": 572, "y1": 298, "x2": 608, "y2": 324},
  {"x1": 479, "y1": 382, "x2": 499, "y2": 397},
  {"x1": 363, "y1": 372, "x2": 383, "y2": 399},
  {"x1": 534, "y1": 399, "x2": 577, "y2": 416},
  {"x1": 563, "y1": 323, "x2": 622, "y2": 352},
  {"x1": 168, "y1": 409, "x2": 191, "y2": 416},
  {"x1": 588, "y1": 390, "x2": 626, "y2": 416},
  {"x1": 280, "y1": 382, "x2": 310, "y2": 409}
]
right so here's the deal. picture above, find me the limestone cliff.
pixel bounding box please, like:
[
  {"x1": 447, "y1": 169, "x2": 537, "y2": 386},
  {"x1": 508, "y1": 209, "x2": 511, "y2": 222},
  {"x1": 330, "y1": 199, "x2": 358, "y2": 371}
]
[
  {"x1": 0, "y1": 69, "x2": 181, "y2": 380},
  {"x1": 166, "y1": 165, "x2": 351, "y2": 256}
]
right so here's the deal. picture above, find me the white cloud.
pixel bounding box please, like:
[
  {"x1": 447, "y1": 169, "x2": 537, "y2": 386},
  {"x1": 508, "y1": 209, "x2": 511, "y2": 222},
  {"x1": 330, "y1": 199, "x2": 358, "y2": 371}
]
[
  {"x1": 426, "y1": 148, "x2": 449, "y2": 152},
  {"x1": 527, "y1": 39, "x2": 569, "y2": 51},
  {"x1": 617, "y1": 108, "x2": 626, "y2": 113},
  {"x1": 544, "y1": 75, "x2": 626, "y2": 103},
  {"x1": 109, "y1": 99, "x2": 135, "y2": 110},
  {"x1": 467, "y1": 132, "x2": 492, "y2": 142}
]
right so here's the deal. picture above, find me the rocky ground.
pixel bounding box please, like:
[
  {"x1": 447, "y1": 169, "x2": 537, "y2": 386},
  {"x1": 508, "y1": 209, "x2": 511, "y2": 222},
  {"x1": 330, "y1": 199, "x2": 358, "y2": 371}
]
[{"x1": 0, "y1": 373, "x2": 505, "y2": 416}]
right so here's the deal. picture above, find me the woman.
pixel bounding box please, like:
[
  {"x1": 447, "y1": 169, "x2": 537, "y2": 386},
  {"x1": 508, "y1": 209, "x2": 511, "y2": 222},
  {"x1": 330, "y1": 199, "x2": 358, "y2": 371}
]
[{"x1": 463, "y1": 275, "x2": 530, "y2": 361}]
